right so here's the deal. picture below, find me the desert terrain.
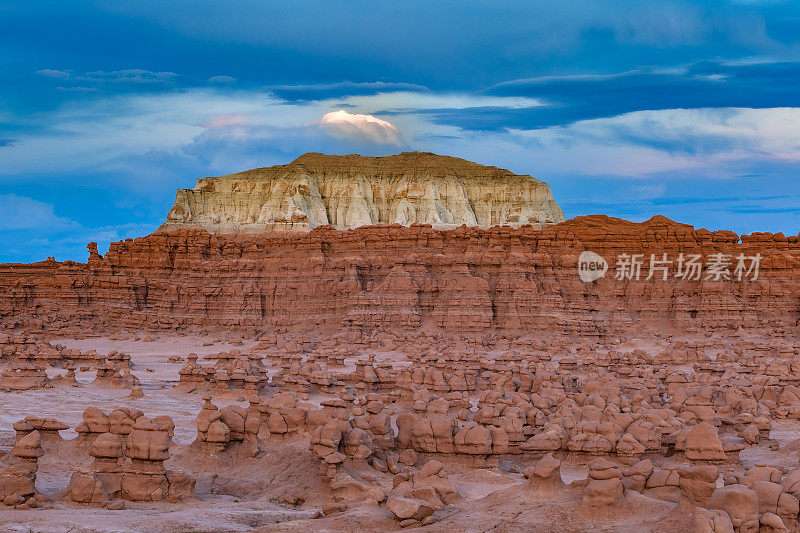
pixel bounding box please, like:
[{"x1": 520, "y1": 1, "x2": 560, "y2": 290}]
[{"x1": 0, "y1": 154, "x2": 798, "y2": 532}]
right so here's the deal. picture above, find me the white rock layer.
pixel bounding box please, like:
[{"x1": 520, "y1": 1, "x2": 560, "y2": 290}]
[{"x1": 161, "y1": 152, "x2": 566, "y2": 233}]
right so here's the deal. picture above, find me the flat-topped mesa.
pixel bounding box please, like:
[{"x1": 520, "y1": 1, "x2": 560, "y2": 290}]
[{"x1": 160, "y1": 152, "x2": 566, "y2": 233}]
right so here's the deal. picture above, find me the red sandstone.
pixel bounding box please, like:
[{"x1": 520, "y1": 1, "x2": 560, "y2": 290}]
[{"x1": 1, "y1": 215, "x2": 798, "y2": 337}]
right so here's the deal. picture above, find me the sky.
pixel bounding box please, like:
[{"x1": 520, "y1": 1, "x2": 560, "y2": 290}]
[{"x1": 1, "y1": 0, "x2": 800, "y2": 262}]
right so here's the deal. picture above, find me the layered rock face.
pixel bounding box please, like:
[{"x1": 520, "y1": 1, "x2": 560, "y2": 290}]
[
  {"x1": 1, "y1": 215, "x2": 798, "y2": 336},
  {"x1": 160, "y1": 152, "x2": 565, "y2": 232}
]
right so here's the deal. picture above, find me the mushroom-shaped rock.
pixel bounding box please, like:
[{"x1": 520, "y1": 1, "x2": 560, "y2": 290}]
[
  {"x1": 206, "y1": 420, "x2": 231, "y2": 444},
  {"x1": 686, "y1": 422, "x2": 727, "y2": 462},
  {"x1": 219, "y1": 407, "x2": 246, "y2": 441},
  {"x1": 677, "y1": 465, "x2": 719, "y2": 508},
  {"x1": 166, "y1": 470, "x2": 197, "y2": 502},
  {"x1": 13, "y1": 430, "x2": 43, "y2": 459},
  {"x1": 108, "y1": 408, "x2": 140, "y2": 435},
  {"x1": 125, "y1": 418, "x2": 170, "y2": 461},
  {"x1": 91, "y1": 433, "x2": 124, "y2": 458},
  {"x1": 79, "y1": 407, "x2": 110, "y2": 434},
  {"x1": 582, "y1": 457, "x2": 624, "y2": 508},
  {"x1": 310, "y1": 419, "x2": 343, "y2": 458},
  {"x1": 622, "y1": 459, "x2": 653, "y2": 493},
  {"x1": 523, "y1": 453, "x2": 564, "y2": 495}
]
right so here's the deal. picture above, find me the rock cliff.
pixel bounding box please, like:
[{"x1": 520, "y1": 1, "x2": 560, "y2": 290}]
[
  {"x1": 1, "y1": 216, "x2": 798, "y2": 337},
  {"x1": 160, "y1": 152, "x2": 565, "y2": 232}
]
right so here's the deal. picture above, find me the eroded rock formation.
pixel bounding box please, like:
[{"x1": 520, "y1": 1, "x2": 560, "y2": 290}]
[
  {"x1": 1, "y1": 215, "x2": 798, "y2": 337},
  {"x1": 160, "y1": 152, "x2": 565, "y2": 232}
]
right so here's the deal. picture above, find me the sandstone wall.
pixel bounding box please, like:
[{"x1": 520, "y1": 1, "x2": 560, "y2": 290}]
[
  {"x1": 1, "y1": 215, "x2": 798, "y2": 336},
  {"x1": 160, "y1": 152, "x2": 565, "y2": 233}
]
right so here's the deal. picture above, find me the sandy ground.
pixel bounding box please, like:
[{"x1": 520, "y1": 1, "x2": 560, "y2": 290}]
[
  {"x1": 0, "y1": 332, "x2": 794, "y2": 532},
  {"x1": 3, "y1": 335, "x2": 258, "y2": 445},
  {"x1": 0, "y1": 334, "x2": 316, "y2": 532}
]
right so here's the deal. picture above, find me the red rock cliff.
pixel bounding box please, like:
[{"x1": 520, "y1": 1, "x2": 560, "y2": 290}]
[{"x1": 1, "y1": 215, "x2": 798, "y2": 336}]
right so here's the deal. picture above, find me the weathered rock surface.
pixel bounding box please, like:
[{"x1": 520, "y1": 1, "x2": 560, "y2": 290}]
[
  {"x1": 160, "y1": 152, "x2": 565, "y2": 233},
  {"x1": 4, "y1": 156, "x2": 800, "y2": 531},
  {"x1": 1, "y1": 215, "x2": 798, "y2": 336}
]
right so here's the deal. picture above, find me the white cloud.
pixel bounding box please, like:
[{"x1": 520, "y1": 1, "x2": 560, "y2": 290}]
[
  {"x1": 0, "y1": 196, "x2": 159, "y2": 262},
  {"x1": 77, "y1": 69, "x2": 178, "y2": 84},
  {"x1": 266, "y1": 81, "x2": 428, "y2": 94},
  {"x1": 415, "y1": 125, "x2": 702, "y2": 177},
  {"x1": 515, "y1": 107, "x2": 800, "y2": 173},
  {"x1": 37, "y1": 68, "x2": 178, "y2": 84},
  {"x1": 1, "y1": 218, "x2": 159, "y2": 263},
  {"x1": 403, "y1": 107, "x2": 800, "y2": 177},
  {"x1": 36, "y1": 68, "x2": 71, "y2": 79},
  {"x1": 315, "y1": 109, "x2": 403, "y2": 146},
  {"x1": 0, "y1": 90, "x2": 291, "y2": 174},
  {"x1": 0, "y1": 91, "x2": 412, "y2": 176},
  {"x1": 4, "y1": 83, "x2": 800, "y2": 182},
  {"x1": 338, "y1": 91, "x2": 543, "y2": 112},
  {"x1": 209, "y1": 75, "x2": 237, "y2": 84},
  {"x1": 0, "y1": 195, "x2": 77, "y2": 230},
  {"x1": 56, "y1": 86, "x2": 100, "y2": 93},
  {"x1": 567, "y1": 107, "x2": 800, "y2": 160}
]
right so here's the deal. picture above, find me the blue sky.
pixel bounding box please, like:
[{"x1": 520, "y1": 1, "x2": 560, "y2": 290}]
[{"x1": 1, "y1": 0, "x2": 799, "y2": 262}]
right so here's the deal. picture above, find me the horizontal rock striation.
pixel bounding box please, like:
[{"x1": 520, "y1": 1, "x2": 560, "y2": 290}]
[
  {"x1": 160, "y1": 152, "x2": 565, "y2": 232},
  {"x1": 1, "y1": 215, "x2": 798, "y2": 336}
]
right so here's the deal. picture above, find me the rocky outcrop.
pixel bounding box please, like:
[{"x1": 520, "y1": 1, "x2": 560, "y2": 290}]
[
  {"x1": 160, "y1": 152, "x2": 565, "y2": 232},
  {"x1": 0, "y1": 431, "x2": 43, "y2": 508},
  {"x1": 1, "y1": 215, "x2": 799, "y2": 336}
]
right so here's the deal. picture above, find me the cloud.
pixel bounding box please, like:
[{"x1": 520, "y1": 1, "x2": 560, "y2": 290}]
[
  {"x1": 36, "y1": 68, "x2": 71, "y2": 79},
  {"x1": 0, "y1": 89, "x2": 275, "y2": 176},
  {"x1": 4, "y1": 83, "x2": 800, "y2": 182},
  {"x1": 0, "y1": 195, "x2": 77, "y2": 231},
  {"x1": 209, "y1": 75, "x2": 237, "y2": 84},
  {"x1": 0, "y1": 86, "x2": 798, "y2": 262},
  {"x1": 204, "y1": 114, "x2": 248, "y2": 129},
  {"x1": 181, "y1": 109, "x2": 408, "y2": 173},
  {"x1": 77, "y1": 69, "x2": 178, "y2": 84},
  {"x1": 475, "y1": 61, "x2": 800, "y2": 131},
  {"x1": 539, "y1": 107, "x2": 800, "y2": 162},
  {"x1": 0, "y1": 220, "x2": 158, "y2": 263},
  {"x1": 266, "y1": 81, "x2": 429, "y2": 101},
  {"x1": 3, "y1": 0, "x2": 800, "y2": 262},
  {"x1": 96, "y1": 1, "x2": 783, "y2": 85},
  {"x1": 314, "y1": 110, "x2": 403, "y2": 146},
  {"x1": 0, "y1": 90, "x2": 423, "y2": 178},
  {"x1": 56, "y1": 86, "x2": 100, "y2": 93},
  {"x1": 0, "y1": 195, "x2": 159, "y2": 263},
  {"x1": 397, "y1": 104, "x2": 800, "y2": 179},
  {"x1": 37, "y1": 68, "x2": 178, "y2": 85},
  {"x1": 556, "y1": 182, "x2": 800, "y2": 232},
  {"x1": 339, "y1": 92, "x2": 543, "y2": 113}
]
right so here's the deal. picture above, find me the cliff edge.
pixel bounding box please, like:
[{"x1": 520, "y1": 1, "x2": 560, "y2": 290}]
[{"x1": 160, "y1": 152, "x2": 566, "y2": 233}]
